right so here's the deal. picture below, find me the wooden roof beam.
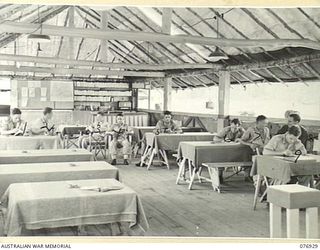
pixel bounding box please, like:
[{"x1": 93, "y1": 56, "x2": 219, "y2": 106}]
[
  {"x1": 0, "y1": 65, "x2": 166, "y2": 78},
  {"x1": 0, "y1": 53, "x2": 220, "y2": 71},
  {"x1": 1, "y1": 21, "x2": 320, "y2": 50}
]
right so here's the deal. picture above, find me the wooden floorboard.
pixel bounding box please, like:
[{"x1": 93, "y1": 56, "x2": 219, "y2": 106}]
[{"x1": 1, "y1": 156, "x2": 319, "y2": 237}]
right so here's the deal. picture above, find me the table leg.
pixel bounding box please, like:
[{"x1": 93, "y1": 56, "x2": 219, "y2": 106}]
[
  {"x1": 306, "y1": 207, "x2": 318, "y2": 239},
  {"x1": 253, "y1": 174, "x2": 262, "y2": 210},
  {"x1": 147, "y1": 148, "x2": 156, "y2": 170},
  {"x1": 270, "y1": 203, "x2": 282, "y2": 238},
  {"x1": 208, "y1": 167, "x2": 221, "y2": 193},
  {"x1": 188, "y1": 165, "x2": 196, "y2": 190},
  {"x1": 287, "y1": 208, "x2": 300, "y2": 238},
  {"x1": 140, "y1": 145, "x2": 151, "y2": 166},
  {"x1": 158, "y1": 149, "x2": 169, "y2": 169},
  {"x1": 176, "y1": 157, "x2": 186, "y2": 185},
  {"x1": 197, "y1": 166, "x2": 203, "y2": 183}
]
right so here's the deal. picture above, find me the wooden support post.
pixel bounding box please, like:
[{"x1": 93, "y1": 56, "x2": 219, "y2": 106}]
[
  {"x1": 147, "y1": 88, "x2": 151, "y2": 110},
  {"x1": 306, "y1": 207, "x2": 318, "y2": 239},
  {"x1": 287, "y1": 208, "x2": 300, "y2": 238},
  {"x1": 100, "y1": 10, "x2": 108, "y2": 63},
  {"x1": 217, "y1": 71, "x2": 230, "y2": 132},
  {"x1": 162, "y1": 8, "x2": 172, "y2": 34},
  {"x1": 68, "y1": 6, "x2": 75, "y2": 61},
  {"x1": 270, "y1": 203, "x2": 282, "y2": 238},
  {"x1": 163, "y1": 77, "x2": 172, "y2": 111}
]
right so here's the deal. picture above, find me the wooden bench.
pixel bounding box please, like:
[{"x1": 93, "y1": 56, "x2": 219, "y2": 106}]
[{"x1": 197, "y1": 162, "x2": 253, "y2": 192}]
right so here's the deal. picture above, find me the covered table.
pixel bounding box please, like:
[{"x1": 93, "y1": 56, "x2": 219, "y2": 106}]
[
  {"x1": 0, "y1": 178, "x2": 149, "y2": 236},
  {"x1": 0, "y1": 149, "x2": 93, "y2": 164},
  {"x1": 141, "y1": 132, "x2": 214, "y2": 170},
  {"x1": 0, "y1": 161, "x2": 120, "y2": 197},
  {"x1": 0, "y1": 135, "x2": 61, "y2": 150},
  {"x1": 177, "y1": 141, "x2": 253, "y2": 168},
  {"x1": 253, "y1": 155, "x2": 320, "y2": 210},
  {"x1": 257, "y1": 155, "x2": 320, "y2": 184},
  {"x1": 132, "y1": 127, "x2": 206, "y2": 157},
  {"x1": 176, "y1": 141, "x2": 253, "y2": 188}
]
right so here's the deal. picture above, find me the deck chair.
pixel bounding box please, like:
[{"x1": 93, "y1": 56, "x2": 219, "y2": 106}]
[{"x1": 86, "y1": 131, "x2": 108, "y2": 160}]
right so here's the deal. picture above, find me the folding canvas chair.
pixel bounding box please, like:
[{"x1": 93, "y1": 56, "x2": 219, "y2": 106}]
[{"x1": 87, "y1": 132, "x2": 109, "y2": 160}]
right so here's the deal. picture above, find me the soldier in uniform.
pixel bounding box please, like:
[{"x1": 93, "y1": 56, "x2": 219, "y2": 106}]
[
  {"x1": 30, "y1": 107, "x2": 55, "y2": 136},
  {"x1": 0, "y1": 108, "x2": 27, "y2": 135},
  {"x1": 153, "y1": 110, "x2": 182, "y2": 135},
  {"x1": 79, "y1": 111, "x2": 109, "y2": 148},
  {"x1": 109, "y1": 113, "x2": 132, "y2": 165},
  {"x1": 213, "y1": 118, "x2": 245, "y2": 143}
]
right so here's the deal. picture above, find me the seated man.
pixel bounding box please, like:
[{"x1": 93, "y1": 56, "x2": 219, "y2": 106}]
[
  {"x1": 277, "y1": 113, "x2": 308, "y2": 148},
  {"x1": 0, "y1": 108, "x2": 27, "y2": 136},
  {"x1": 79, "y1": 111, "x2": 109, "y2": 148},
  {"x1": 213, "y1": 118, "x2": 245, "y2": 143},
  {"x1": 109, "y1": 113, "x2": 132, "y2": 166},
  {"x1": 238, "y1": 115, "x2": 270, "y2": 182},
  {"x1": 30, "y1": 107, "x2": 55, "y2": 136},
  {"x1": 263, "y1": 125, "x2": 311, "y2": 186},
  {"x1": 153, "y1": 110, "x2": 182, "y2": 135},
  {"x1": 239, "y1": 115, "x2": 270, "y2": 154}
]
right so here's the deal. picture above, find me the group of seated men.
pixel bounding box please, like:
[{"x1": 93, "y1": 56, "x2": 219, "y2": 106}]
[
  {"x1": 0, "y1": 107, "x2": 311, "y2": 185},
  {"x1": 0, "y1": 107, "x2": 55, "y2": 136}
]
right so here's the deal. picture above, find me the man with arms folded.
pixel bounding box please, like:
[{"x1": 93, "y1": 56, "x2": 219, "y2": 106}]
[
  {"x1": 109, "y1": 113, "x2": 132, "y2": 166},
  {"x1": 153, "y1": 110, "x2": 182, "y2": 135}
]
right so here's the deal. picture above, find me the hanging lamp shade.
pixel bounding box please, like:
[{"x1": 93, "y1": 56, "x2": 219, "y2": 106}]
[
  {"x1": 27, "y1": 34, "x2": 51, "y2": 43},
  {"x1": 208, "y1": 47, "x2": 229, "y2": 61}
]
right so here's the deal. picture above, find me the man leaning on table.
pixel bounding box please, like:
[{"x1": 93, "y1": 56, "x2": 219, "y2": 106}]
[
  {"x1": 263, "y1": 125, "x2": 312, "y2": 186},
  {"x1": 0, "y1": 108, "x2": 27, "y2": 136},
  {"x1": 153, "y1": 110, "x2": 183, "y2": 135},
  {"x1": 30, "y1": 107, "x2": 55, "y2": 136},
  {"x1": 213, "y1": 118, "x2": 245, "y2": 143}
]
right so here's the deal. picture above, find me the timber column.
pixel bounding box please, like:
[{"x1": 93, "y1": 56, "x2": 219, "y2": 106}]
[
  {"x1": 217, "y1": 71, "x2": 230, "y2": 132},
  {"x1": 163, "y1": 77, "x2": 172, "y2": 111}
]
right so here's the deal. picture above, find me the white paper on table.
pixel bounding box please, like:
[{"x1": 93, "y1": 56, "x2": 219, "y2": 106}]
[
  {"x1": 40, "y1": 96, "x2": 47, "y2": 101},
  {"x1": 28, "y1": 87, "x2": 35, "y2": 97},
  {"x1": 21, "y1": 97, "x2": 28, "y2": 107},
  {"x1": 21, "y1": 87, "x2": 28, "y2": 97},
  {"x1": 40, "y1": 87, "x2": 47, "y2": 97}
]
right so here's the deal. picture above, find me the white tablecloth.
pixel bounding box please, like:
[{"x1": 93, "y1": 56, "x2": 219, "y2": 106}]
[
  {"x1": 1, "y1": 179, "x2": 149, "y2": 236},
  {"x1": 0, "y1": 149, "x2": 93, "y2": 164},
  {"x1": 0, "y1": 136, "x2": 61, "y2": 150},
  {"x1": 0, "y1": 161, "x2": 120, "y2": 197}
]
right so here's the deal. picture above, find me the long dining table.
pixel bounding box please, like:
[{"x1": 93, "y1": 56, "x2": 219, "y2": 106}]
[
  {"x1": 0, "y1": 135, "x2": 61, "y2": 150},
  {"x1": 0, "y1": 149, "x2": 93, "y2": 164},
  {"x1": 0, "y1": 178, "x2": 149, "y2": 236},
  {"x1": 0, "y1": 161, "x2": 120, "y2": 197}
]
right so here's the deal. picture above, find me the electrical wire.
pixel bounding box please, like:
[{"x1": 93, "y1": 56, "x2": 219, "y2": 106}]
[{"x1": 181, "y1": 8, "x2": 234, "y2": 28}]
